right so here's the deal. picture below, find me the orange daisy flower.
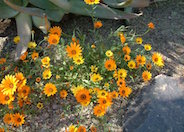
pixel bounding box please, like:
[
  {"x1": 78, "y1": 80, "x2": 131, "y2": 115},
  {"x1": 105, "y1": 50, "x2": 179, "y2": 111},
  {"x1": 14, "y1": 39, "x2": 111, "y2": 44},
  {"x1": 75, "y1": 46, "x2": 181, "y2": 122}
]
[
  {"x1": 120, "y1": 33, "x2": 126, "y2": 44},
  {"x1": 136, "y1": 55, "x2": 146, "y2": 66},
  {"x1": 90, "y1": 125, "x2": 97, "y2": 132},
  {"x1": 110, "y1": 91, "x2": 119, "y2": 99},
  {"x1": 94, "y1": 21, "x2": 102, "y2": 29},
  {"x1": 77, "y1": 126, "x2": 86, "y2": 132},
  {"x1": 98, "y1": 97, "x2": 112, "y2": 108},
  {"x1": 93, "y1": 105, "x2": 106, "y2": 117},
  {"x1": 48, "y1": 34, "x2": 60, "y2": 45},
  {"x1": 3, "y1": 113, "x2": 13, "y2": 125},
  {"x1": 12, "y1": 113, "x2": 25, "y2": 127},
  {"x1": 117, "y1": 79, "x2": 126, "y2": 87},
  {"x1": 122, "y1": 46, "x2": 131, "y2": 55},
  {"x1": 43, "y1": 83, "x2": 57, "y2": 97},
  {"x1": 104, "y1": 59, "x2": 116, "y2": 71},
  {"x1": 146, "y1": 62, "x2": 152, "y2": 70},
  {"x1": 15, "y1": 72, "x2": 27, "y2": 90},
  {"x1": 60, "y1": 90, "x2": 68, "y2": 99},
  {"x1": 142, "y1": 70, "x2": 152, "y2": 82},
  {"x1": 49, "y1": 26, "x2": 62, "y2": 37},
  {"x1": 36, "y1": 77, "x2": 41, "y2": 82},
  {"x1": 148, "y1": 22, "x2": 155, "y2": 29},
  {"x1": 119, "y1": 86, "x2": 132, "y2": 98},
  {"x1": 31, "y1": 51, "x2": 39, "y2": 60},
  {"x1": 0, "y1": 58, "x2": 6, "y2": 64},
  {"x1": 75, "y1": 89, "x2": 91, "y2": 106},
  {"x1": 66, "y1": 42, "x2": 82, "y2": 58},
  {"x1": 124, "y1": 55, "x2": 131, "y2": 62}
]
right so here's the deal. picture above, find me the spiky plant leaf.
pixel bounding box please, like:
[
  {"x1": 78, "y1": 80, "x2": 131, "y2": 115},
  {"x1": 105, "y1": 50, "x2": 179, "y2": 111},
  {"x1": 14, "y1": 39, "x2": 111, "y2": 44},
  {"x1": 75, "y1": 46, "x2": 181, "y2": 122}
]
[
  {"x1": 14, "y1": 13, "x2": 32, "y2": 61},
  {"x1": 45, "y1": 9, "x2": 66, "y2": 22},
  {"x1": 0, "y1": 0, "x2": 28, "y2": 18},
  {"x1": 3, "y1": 0, "x2": 45, "y2": 18},
  {"x1": 32, "y1": 16, "x2": 51, "y2": 34},
  {"x1": 103, "y1": 0, "x2": 133, "y2": 8},
  {"x1": 50, "y1": 0, "x2": 141, "y2": 19},
  {"x1": 29, "y1": 0, "x2": 60, "y2": 10}
]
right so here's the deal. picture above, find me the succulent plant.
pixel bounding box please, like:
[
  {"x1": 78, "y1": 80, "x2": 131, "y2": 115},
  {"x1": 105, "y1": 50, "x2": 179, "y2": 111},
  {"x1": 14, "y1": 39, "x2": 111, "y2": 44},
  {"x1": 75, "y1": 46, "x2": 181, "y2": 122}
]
[{"x1": 0, "y1": 0, "x2": 163, "y2": 60}]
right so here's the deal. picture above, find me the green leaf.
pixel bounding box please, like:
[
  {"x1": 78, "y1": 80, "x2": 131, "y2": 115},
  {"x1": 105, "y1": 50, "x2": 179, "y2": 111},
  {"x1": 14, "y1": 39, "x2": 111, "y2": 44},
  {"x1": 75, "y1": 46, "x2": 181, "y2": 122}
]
[
  {"x1": 0, "y1": 0, "x2": 28, "y2": 18},
  {"x1": 45, "y1": 9, "x2": 65, "y2": 22},
  {"x1": 67, "y1": 0, "x2": 141, "y2": 19},
  {"x1": 32, "y1": 16, "x2": 51, "y2": 34},
  {"x1": 29, "y1": 0, "x2": 60, "y2": 10},
  {"x1": 3, "y1": 0, "x2": 45, "y2": 18},
  {"x1": 14, "y1": 13, "x2": 32, "y2": 61},
  {"x1": 103, "y1": 0, "x2": 133, "y2": 8}
]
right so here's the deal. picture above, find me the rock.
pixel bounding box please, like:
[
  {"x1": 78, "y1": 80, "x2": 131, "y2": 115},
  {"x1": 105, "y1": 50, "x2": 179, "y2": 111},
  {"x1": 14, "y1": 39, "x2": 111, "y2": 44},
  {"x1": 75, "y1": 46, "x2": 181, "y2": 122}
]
[{"x1": 122, "y1": 74, "x2": 184, "y2": 132}]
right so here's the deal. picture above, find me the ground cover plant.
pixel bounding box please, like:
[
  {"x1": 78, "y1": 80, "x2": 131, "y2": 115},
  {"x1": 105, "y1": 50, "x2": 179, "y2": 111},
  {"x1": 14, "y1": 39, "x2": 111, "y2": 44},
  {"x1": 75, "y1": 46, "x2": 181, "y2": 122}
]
[{"x1": 0, "y1": 1, "x2": 164, "y2": 131}]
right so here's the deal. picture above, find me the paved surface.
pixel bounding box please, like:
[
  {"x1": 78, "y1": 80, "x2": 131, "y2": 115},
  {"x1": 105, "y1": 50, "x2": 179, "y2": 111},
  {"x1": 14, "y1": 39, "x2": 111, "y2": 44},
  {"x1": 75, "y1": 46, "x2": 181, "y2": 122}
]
[{"x1": 122, "y1": 74, "x2": 184, "y2": 132}]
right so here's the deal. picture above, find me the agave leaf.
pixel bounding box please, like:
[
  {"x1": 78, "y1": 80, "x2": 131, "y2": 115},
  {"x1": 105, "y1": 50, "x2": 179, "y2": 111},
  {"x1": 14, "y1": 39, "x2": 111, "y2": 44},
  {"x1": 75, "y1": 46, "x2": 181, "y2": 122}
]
[
  {"x1": 103, "y1": 0, "x2": 150, "y2": 8},
  {"x1": 32, "y1": 16, "x2": 51, "y2": 34},
  {"x1": 14, "y1": 13, "x2": 32, "y2": 61},
  {"x1": 49, "y1": 0, "x2": 71, "y2": 11},
  {"x1": 50, "y1": 0, "x2": 141, "y2": 19},
  {"x1": 29, "y1": 0, "x2": 60, "y2": 10},
  {"x1": 45, "y1": 9, "x2": 66, "y2": 22},
  {"x1": 103, "y1": 0, "x2": 133, "y2": 8},
  {"x1": 3, "y1": 0, "x2": 45, "y2": 18},
  {"x1": 70, "y1": 1, "x2": 141, "y2": 19},
  {"x1": 0, "y1": 0, "x2": 28, "y2": 18},
  {"x1": 130, "y1": 0, "x2": 150, "y2": 7}
]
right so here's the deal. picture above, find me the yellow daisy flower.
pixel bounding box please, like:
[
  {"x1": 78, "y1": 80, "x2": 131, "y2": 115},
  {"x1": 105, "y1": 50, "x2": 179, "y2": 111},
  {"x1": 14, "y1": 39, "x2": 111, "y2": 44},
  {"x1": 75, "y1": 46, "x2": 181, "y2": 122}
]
[
  {"x1": 144, "y1": 44, "x2": 152, "y2": 51},
  {"x1": 84, "y1": 0, "x2": 100, "y2": 5},
  {"x1": 91, "y1": 73, "x2": 103, "y2": 82},
  {"x1": 68, "y1": 125, "x2": 78, "y2": 132},
  {"x1": 42, "y1": 69, "x2": 52, "y2": 79},
  {"x1": 71, "y1": 85, "x2": 84, "y2": 96},
  {"x1": 28, "y1": 41, "x2": 37, "y2": 49},
  {"x1": 37, "y1": 102, "x2": 43, "y2": 109},
  {"x1": 90, "y1": 65, "x2": 98, "y2": 73},
  {"x1": 128, "y1": 60, "x2": 136, "y2": 69},
  {"x1": 136, "y1": 37, "x2": 143, "y2": 44},
  {"x1": 13, "y1": 36, "x2": 20, "y2": 44},
  {"x1": 105, "y1": 50, "x2": 113, "y2": 57},
  {"x1": 1, "y1": 75, "x2": 18, "y2": 95},
  {"x1": 152, "y1": 52, "x2": 164, "y2": 67},
  {"x1": 41, "y1": 56, "x2": 50, "y2": 68},
  {"x1": 118, "y1": 69, "x2": 127, "y2": 79},
  {"x1": 73, "y1": 56, "x2": 84, "y2": 65}
]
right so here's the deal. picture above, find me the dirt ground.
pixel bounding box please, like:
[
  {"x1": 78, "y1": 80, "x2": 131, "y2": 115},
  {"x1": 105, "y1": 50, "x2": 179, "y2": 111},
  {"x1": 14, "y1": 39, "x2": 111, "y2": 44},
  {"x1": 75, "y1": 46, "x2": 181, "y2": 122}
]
[{"x1": 0, "y1": 0, "x2": 184, "y2": 131}]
